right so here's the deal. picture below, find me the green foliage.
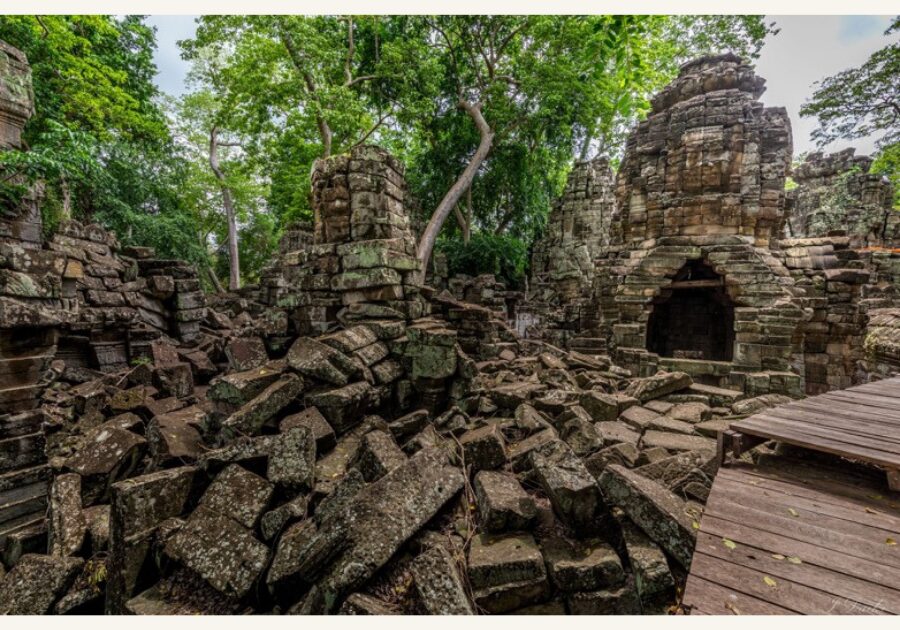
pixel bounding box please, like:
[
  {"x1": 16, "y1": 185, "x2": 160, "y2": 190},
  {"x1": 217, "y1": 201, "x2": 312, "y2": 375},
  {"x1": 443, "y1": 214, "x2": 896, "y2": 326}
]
[
  {"x1": 800, "y1": 18, "x2": 898, "y2": 148},
  {"x1": 0, "y1": 14, "x2": 780, "y2": 292},
  {"x1": 439, "y1": 232, "x2": 528, "y2": 287},
  {"x1": 871, "y1": 142, "x2": 900, "y2": 210}
]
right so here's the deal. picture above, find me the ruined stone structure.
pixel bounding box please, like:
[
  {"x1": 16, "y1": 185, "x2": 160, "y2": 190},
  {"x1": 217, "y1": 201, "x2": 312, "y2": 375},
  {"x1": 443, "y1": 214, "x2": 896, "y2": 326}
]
[
  {"x1": 521, "y1": 54, "x2": 900, "y2": 399},
  {"x1": 786, "y1": 149, "x2": 897, "y2": 248},
  {"x1": 523, "y1": 158, "x2": 617, "y2": 353},
  {"x1": 0, "y1": 42, "x2": 208, "y2": 563},
  {"x1": 1, "y1": 42, "x2": 900, "y2": 617},
  {"x1": 590, "y1": 54, "x2": 805, "y2": 396}
]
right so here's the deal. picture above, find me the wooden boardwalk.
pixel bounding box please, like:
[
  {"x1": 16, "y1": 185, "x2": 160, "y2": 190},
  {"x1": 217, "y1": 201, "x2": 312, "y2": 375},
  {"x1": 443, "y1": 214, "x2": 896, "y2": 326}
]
[
  {"x1": 726, "y1": 377, "x2": 900, "y2": 490},
  {"x1": 683, "y1": 377, "x2": 900, "y2": 615}
]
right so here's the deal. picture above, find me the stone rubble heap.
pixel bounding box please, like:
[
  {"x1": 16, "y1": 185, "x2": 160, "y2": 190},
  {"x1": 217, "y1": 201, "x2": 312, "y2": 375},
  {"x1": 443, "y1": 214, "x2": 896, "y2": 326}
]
[
  {"x1": 1, "y1": 41, "x2": 898, "y2": 617},
  {"x1": 2, "y1": 300, "x2": 795, "y2": 614}
]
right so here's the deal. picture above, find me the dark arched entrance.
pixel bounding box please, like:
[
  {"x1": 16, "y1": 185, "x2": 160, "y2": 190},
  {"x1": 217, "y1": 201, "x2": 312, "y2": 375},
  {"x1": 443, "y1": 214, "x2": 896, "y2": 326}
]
[{"x1": 646, "y1": 260, "x2": 735, "y2": 361}]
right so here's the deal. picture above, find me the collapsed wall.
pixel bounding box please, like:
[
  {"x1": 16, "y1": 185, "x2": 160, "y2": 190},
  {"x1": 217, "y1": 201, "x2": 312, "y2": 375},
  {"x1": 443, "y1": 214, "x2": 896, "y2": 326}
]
[
  {"x1": 522, "y1": 158, "x2": 616, "y2": 353},
  {"x1": 786, "y1": 149, "x2": 897, "y2": 248},
  {"x1": 0, "y1": 41, "x2": 207, "y2": 561}
]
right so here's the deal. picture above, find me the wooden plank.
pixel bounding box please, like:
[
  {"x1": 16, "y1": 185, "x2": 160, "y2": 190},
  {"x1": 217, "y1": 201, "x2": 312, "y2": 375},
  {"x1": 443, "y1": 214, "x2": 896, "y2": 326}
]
[
  {"x1": 683, "y1": 574, "x2": 794, "y2": 615},
  {"x1": 741, "y1": 413, "x2": 900, "y2": 458},
  {"x1": 699, "y1": 513, "x2": 900, "y2": 590},
  {"x1": 736, "y1": 463, "x2": 900, "y2": 516},
  {"x1": 735, "y1": 416, "x2": 900, "y2": 468},
  {"x1": 769, "y1": 399, "x2": 900, "y2": 428},
  {"x1": 714, "y1": 472, "x2": 900, "y2": 533},
  {"x1": 826, "y1": 390, "x2": 900, "y2": 410},
  {"x1": 849, "y1": 380, "x2": 900, "y2": 396},
  {"x1": 719, "y1": 464, "x2": 899, "y2": 514},
  {"x1": 689, "y1": 552, "x2": 882, "y2": 614},
  {"x1": 787, "y1": 397, "x2": 900, "y2": 423},
  {"x1": 750, "y1": 408, "x2": 900, "y2": 448},
  {"x1": 694, "y1": 531, "x2": 900, "y2": 613},
  {"x1": 701, "y1": 497, "x2": 900, "y2": 569},
  {"x1": 707, "y1": 479, "x2": 900, "y2": 547},
  {"x1": 758, "y1": 407, "x2": 900, "y2": 446}
]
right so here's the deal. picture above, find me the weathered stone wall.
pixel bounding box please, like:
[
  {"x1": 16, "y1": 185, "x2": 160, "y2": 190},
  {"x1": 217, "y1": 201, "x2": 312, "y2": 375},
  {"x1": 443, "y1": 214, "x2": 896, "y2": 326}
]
[
  {"x1": 267, "y1": 146, "x2": 426, "y2": 336},
  {"x1": 522, "y1": 159, "x2": 616, "y2": 351},
  {"x1": 614, "y1": 54, "x2": 792, "y2": 249},
  {"x1": 786, "y1": 149, "x2": 897, "y2": 248},
  {"x1": 588, "y1": 55, "x2": 803, "y2": 396}
]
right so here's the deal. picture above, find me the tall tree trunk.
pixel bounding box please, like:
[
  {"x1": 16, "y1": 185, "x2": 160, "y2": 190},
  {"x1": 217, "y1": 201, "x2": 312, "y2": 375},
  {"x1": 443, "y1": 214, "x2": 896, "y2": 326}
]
[
  {"x1": 206, "y1": 264, "x2": 226, "y2": 293},
  {"x1": 417, "y1": 100, "x2": 494, "y2": 273},
  {"x1": 60, "y1": 176, "x2": 72, "y2": 221},
  {"x1": 280, "y1": 28, "x2": 333, "y2": 157},
  {"x1": 209, "y1": 126, "x2": 241, "y2": 291},
  {"x1": 579, "y1": 128, "x2": 593, "y2": 161}
]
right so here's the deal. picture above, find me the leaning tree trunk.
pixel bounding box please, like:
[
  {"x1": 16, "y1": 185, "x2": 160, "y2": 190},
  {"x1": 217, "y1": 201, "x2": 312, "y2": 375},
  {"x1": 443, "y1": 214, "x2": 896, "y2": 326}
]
[
  {"x1": 209, "y1": 127, "x2": 241, "y2": 291},
  {"x1": 417, "y1": 100, "x2": 494, "y2": 273}
]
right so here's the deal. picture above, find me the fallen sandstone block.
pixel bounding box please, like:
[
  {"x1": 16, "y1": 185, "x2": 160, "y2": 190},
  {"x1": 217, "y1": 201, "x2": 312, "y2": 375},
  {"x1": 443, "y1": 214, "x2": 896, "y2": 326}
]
[
  {"x1": 0, "y1": 553, "x2": 84, "y2": 614},
  {"x1": 273, "y1": 448, "x2": 464, "y2": 611},
  {"x1": 623, "y1": 372, "x2": 692, "y2": 403},
  {"x1": 64, "y1": 426, "x2": 147, "y2": 504},
  {"x1": 467, "y1": 532, "x2": 550, "y2": 614},
  {"x1": 222, "y1": 373, "x2": 304, "y2": 438},
  {"x1": 199, "y1": 464, "x2": 273, "y2": 529},
  {"x1": 410, "y1": 543, "x2": 474, "y2": 615},
  {"x1": 474, "y1": 470, "x2": 536, "y2": 533},
  {"x1": 597, "y1": 465, "x2": 696, "y2": 569},
  {"x1": 164, "y1": 505, "x2": 271, "y2": 599},
  {"x1": 48, "y1": 473, "x2": 86, "y2": 557},
  {"x1": 542, "y1": 535, "x2": 624, "y2": 592}
]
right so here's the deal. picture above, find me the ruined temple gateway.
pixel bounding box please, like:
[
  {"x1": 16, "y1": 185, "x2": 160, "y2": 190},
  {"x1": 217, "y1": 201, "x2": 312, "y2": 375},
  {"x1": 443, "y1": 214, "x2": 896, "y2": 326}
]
[
  {"x1": 525, "y1": 53, "x2": 899, "y2": 397},
  {"x1": 1, "y1": 41, "x2": 899, "y2": 616}
]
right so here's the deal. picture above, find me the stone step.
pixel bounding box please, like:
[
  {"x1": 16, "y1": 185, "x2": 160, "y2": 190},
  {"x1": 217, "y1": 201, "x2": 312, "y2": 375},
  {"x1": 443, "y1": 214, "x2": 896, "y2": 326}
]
[
  {"x1": 0, "y1": 515, "x2": 46, "y2": 567},
  {"x1": 0, "y1": 464, "x2": 49, "y2": 494},
  {"x1": 0, "y1": 384, "x2": 44, "y2": 414},
  {"x1": 0, "y1": 482, "x2": 47, "y2": 526},
  {"x1": 0, "y1": 410, "x2": 44, "y2": 439},
  {"x1": 0, "y1": 432, "x2": 46, "y2": 474}
]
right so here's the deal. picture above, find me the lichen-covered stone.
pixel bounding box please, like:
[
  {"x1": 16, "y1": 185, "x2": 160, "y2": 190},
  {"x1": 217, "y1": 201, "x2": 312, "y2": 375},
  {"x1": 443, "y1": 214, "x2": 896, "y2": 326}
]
[
  {"x1": 47, "y1": 472, "x2": 85, "y2": 557},
  {"x1": 467, "y1": 532, "x2": 550, "y2": 614},
  {"x1": 222, "y1": 373, "x2": 304, "y2": 438},
  {"x1": 474, "y1": 470, "x2": 536, "y2": 533},
  {"x1": 64, "y1": 426, "x2": 147, "y2": 503},
  {"x1": 350, "y1": 429, "x2": 406, "y2": 482},
  {"x1": 267, "y1": 425, "x2": 316, "y2": 491},
  {"x1": 459, "y1": 424, "x2": 507, "y2": 471},
  {"x1": 410, "y1": 543, "x2": 474, "y2": 615},
  {"x1": 0, "y1": 553, "x2": 84, "y2": 614},
  {"x1": 200, "y1": 464, "x2": 273, "y2": 529},
  {"x1": 542, "y1": 536, "x2": 625, "y2": 592},
  {"x1": 598, "y1": 464, "x2": 696, "y2": 569},
  {"x1": 164, "y1": 505, "x2": 271, "y2": 599}
]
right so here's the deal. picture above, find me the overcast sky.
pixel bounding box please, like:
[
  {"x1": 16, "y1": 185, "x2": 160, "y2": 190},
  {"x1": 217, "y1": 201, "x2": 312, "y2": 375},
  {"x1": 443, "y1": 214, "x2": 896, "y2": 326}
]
[{"x1": 146, "y1": 14, "x2": 898, "y2": 157}]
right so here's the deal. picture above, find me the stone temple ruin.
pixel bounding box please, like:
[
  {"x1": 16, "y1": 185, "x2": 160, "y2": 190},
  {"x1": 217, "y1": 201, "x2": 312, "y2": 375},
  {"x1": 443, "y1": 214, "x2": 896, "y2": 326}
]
[{"x1": 0, "y1": 44, "x2": 898, "y2": 615}]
